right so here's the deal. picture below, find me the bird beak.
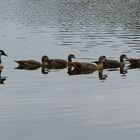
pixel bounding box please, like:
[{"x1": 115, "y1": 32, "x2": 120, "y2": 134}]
[
  {"x1": 72, "y1": 56, "x2": 76, "y2": 59},
  {"x1": 3, "y1": 53, "x2": 8, "y2": 56}
]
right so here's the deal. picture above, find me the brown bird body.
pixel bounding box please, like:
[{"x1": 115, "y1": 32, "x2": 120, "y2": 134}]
[
  {"x1": 15, "y1": 55, "x2": 48, "y2": 70},
  {"x1": 94, "y1": 54, "x2": 127, "y2": 69},
  {"x1": 15, "y1": 60, "x2": 42, "y2": 70},
  {"x1": 15, "y1": 55, "x2": 67, "y2": 70},
  {"x1": 104, "y1": 54, "x2": 127, "y2": 69},
  {"x1": 128, "y1": 58, "x2": 140, "y2": 68},
  {"x1": 46, "y1": 58, "x2": 67, "y2": 69},
  {"x1": 67, "y1": 54, "x2": 105, "y2": 73}
]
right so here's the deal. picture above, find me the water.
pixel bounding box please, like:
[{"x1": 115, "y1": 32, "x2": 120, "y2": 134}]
[{"x1": 0, "y1": 0, "x2": 140, "y2": 140}]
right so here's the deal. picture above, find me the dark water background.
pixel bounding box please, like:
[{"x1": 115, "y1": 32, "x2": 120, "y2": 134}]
[{"x1": 0, "y1": 0, "x2": 140, "y2": 140}]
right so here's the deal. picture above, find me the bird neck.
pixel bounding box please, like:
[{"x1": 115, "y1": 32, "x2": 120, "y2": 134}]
[
  {"x1": 0, "y1": 55, "x2": 1, "y2": 63},
  {"x1": 97, "y1": 62, "x2": 103, "y2": 70},
  {"x1": 120, "y1": 57, "x2": 124, "y2": 63},
  {"x1": 120, "y1": 61, "x2": 125, "y2": 68},
  {"x1": 68, "y1": 62, "x2": 77, "y2": 69},
  {"x1": 68, "y1": 57, "x2": 72, "y2": 62},
  {"x1": 42, "y1": 61, "x2": 49, "y2": 67}
]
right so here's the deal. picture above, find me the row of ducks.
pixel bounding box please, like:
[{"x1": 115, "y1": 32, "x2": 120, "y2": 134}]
[
  {"x1": 0, "y1": 50, "x2": 140, "y2": 72},
  {"x1": 13, "y1": 53, "x2": 140, "y2": 71}
]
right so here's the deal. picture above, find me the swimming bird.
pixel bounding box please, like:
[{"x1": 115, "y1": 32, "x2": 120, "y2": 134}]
[
  {"x1": 0, "y1": 50, "x2": 8, "y2": 70},
  {"x1": 67, "y1": 54, "x2": 106, "y2": 72},
  {"x1": 43, "y1": 55, "x2": 67, "y2": 69},
  {"x1": 94, "y1": 54, "x2": 127, "y2": 69},
  {"x1": 15, "y1": 55, "x2": 48, "y2": 70},
  {"x1": 127, "y1": 58, "x2": 140, "y2": 68},
  {"x1": 104, "y1": 54, "x2": 127, "y2": 69}
]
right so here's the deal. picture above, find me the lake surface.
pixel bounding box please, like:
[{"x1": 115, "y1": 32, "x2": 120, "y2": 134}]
[{"x1": 0, "y1": 0, "x2": 140, "y2": 140}]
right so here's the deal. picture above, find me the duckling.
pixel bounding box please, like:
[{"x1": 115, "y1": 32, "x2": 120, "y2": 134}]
[
  {"x1": 67, "y1": 54, "x2": 107, "y2": 78},
  {"x1": 67, "y1": 54, "x2": 105, "y2": 72},
  {"x1": 105, "y1": 54, "x2": 127, "y2": 68},
  {"x1": 0, "y1": 50, "x2": 8, "y2": 70},
  {"x1": 128, "y1": 58, "x2": 140, "y2": 68},
  {"x1": 15, "y1": 55, "x2": 48, "y2": 70},
  {"x1": 94, "y1": 54, "x2": 127, "y2": 69},
  {"x1": 44, "y1": 55, "x2": 67, "y2": 69}
]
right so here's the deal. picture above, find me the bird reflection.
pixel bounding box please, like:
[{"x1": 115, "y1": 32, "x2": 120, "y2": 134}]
[
  {"x1": 67, "y1": 66, "x2": 95, "y2": 75},
  {"x1": 0, "y1": 70, "x2": 7, "y2": 84},
  {"x1": 15, "y1": 65, "x2": 50, "y2": 75},
  {"x1": 15, "y1": 66, "x2": 39, "y2": 70},
  {"x1": 67, "y1": 66, "x2": 107, "y2": 80},
  {"x1": 98, "y1": 69, "x2": 107, "y2": 80},
  {"x1": 41, "y1": 67, "x2": 49, "y2": 74},
  {"x1": 120, "y1": 67, "x2": 128, "y2": 74}
]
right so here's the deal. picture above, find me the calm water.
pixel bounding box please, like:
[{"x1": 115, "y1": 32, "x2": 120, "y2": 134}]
[{"x1": 0, "y1": 0, "x2": 140, "y2": 140}]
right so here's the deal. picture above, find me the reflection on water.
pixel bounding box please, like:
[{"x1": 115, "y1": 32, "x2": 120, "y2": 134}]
[
  {"x1": 41, "y1": 67, "x2": 49, "y2": 74},
  {"x1": 67, "y1": 64, "x2": 107, "y2": 80},
  {"x1": 0, "y1": 70, "x2": 7, "y2": 84},
  {"x1": 0, "y1": 0, "x2": 140, "y2": 140},
  {"x1": 15, "y1": 66, "x2": 50, "y2": 75}
]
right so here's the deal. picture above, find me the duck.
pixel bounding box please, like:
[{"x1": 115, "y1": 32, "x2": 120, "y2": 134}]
[
  {"x1": 15, "y1": 55, "x2": 48, "y2": 70},
  {"x1": 67, "y1": 54, "x2": 106, "y2": 72},
  {"x1": 127, "y1": 58, "x2": 140, "y2": 68},
  {"x1": 43, "y1": 55, "x2": 67, "y2": 69},
  {"x1": 0, "y1": 50, "x2": 8, "y2": 70},
  {"x1": 94, "y1": 54, "x2": 127, "y2": 69}
]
